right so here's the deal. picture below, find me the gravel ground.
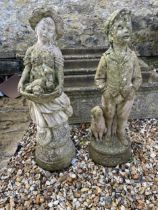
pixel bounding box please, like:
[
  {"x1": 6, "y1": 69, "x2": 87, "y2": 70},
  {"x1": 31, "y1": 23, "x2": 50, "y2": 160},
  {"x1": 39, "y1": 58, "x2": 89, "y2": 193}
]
[{"x1": 0, "y1": 119, "x2": 158, "y2": 210}]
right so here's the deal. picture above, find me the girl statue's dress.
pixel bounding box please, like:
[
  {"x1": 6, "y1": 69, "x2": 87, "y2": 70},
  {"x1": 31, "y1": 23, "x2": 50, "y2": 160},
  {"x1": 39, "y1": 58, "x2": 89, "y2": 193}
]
[{"x1": 24, "y1": 44, "x2": 73, "y2": 131}]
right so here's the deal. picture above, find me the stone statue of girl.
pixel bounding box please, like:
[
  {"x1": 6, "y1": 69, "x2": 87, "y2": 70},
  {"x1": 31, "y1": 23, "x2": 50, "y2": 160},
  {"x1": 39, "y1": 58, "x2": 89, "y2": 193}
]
[
  {"x1": 18, "y1": 7, "x2": 75, "y2": 171},
  {"x1": 89, "y1": 9, "x2": 142, "y2": 166}
]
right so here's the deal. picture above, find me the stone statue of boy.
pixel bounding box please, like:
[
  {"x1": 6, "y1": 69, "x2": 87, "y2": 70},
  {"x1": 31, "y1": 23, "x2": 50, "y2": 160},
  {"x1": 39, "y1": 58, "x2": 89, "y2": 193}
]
[
  {"x1": 95, "y1": 9, "x2": 142, "y2": 146},
  {"x1": 89, "y1": 9, "x2": 142, "y2": 166}
]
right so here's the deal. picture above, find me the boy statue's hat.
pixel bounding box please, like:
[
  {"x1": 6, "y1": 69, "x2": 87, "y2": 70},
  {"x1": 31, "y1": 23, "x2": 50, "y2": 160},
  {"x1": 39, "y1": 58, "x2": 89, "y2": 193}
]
[
  {"x1": 29, "y1": 6, "x2": 64, "y2": 39},
  {"x1": 105, "y1": 9, "x2": 131, "y2": 36}
]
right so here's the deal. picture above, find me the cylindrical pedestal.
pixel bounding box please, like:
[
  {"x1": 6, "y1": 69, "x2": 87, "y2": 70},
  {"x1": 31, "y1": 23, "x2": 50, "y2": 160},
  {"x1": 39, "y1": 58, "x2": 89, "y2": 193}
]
[
  {"x1": 35, "y1": 122, "x2": 76, "y2": 171},
  {"x1": 89, "y1": 137, "x2": 131, "y2": 167}
]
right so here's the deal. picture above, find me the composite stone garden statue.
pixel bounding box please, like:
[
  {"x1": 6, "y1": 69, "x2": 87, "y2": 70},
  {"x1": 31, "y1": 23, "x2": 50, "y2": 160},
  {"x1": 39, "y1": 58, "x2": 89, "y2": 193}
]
[
  {"x1": 18, "y1": 7, "x2": 75, "y2": 171},
  {"x1": 89, "y1": 9, "x2": 142, "y2": 166}
]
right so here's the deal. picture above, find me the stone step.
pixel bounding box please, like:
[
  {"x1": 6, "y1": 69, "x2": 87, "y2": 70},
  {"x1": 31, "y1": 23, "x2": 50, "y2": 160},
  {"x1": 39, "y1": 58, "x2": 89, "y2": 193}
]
[
  {"x1": 64, "y1": 53, "x2": 101, "y2": 60},
  {"x1": 64, "y1": 75, "x2": 95, "y2": 87},
  {"x1": 64, "y1": 58, "x2": 99, "y2": 69},
  {"x1": 64, "y1": 68, "x2": 96, "y2": 75},
  {"x1": 61, "y1": 48, "x2": 106, "y2": 56},
  {"x1": 64, "y1": 67, "x2": 152, "y2": 76}
]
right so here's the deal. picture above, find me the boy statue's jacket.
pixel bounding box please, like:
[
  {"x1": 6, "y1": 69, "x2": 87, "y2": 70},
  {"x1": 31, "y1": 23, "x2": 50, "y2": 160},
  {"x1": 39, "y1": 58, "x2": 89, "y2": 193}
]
[{"x1": 95, "y1": 47, "x2": 142, "y2": 98}]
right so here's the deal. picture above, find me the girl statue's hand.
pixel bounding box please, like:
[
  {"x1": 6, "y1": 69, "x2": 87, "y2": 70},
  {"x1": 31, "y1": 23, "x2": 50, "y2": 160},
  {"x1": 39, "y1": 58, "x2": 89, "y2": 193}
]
[
  {"x1": 55, "y1": 85, "x2": 63, "y2": 94},
  {"x1": 18, "y1": 81, "x2": 24, "y2": 92}
]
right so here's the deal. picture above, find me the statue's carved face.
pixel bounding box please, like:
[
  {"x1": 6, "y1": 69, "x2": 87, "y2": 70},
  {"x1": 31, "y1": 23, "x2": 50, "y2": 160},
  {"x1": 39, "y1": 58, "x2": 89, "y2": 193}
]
[
  {"x1": 110, "y1": 15, "x2": 132, "y2": 45},
  {"x1": 35, "y1": 17, "x2": 56, "y2": 43}
]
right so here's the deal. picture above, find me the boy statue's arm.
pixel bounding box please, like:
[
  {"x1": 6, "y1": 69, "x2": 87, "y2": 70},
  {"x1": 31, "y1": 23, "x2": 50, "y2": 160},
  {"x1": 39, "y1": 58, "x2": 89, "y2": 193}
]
[
  {"x1": 95, "y1": 54, "x2": 107, "y2": 93},
  {"x1": 132, "y1": 54, "x2": 142, "y2": 91}
]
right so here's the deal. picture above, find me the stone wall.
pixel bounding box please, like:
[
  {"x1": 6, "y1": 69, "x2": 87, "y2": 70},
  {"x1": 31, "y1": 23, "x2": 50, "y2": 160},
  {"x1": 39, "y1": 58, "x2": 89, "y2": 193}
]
[{"x1": 0, "y1": 0, "x2": 158, "y2": 57}]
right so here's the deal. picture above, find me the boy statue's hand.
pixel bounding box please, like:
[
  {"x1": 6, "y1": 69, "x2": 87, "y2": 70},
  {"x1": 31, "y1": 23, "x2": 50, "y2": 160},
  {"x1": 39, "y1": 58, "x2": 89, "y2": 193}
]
[
  {"x1": 96, "y1": 79, "x2": 106, "y2": 93},
  {"x1": 127, "y1": 87, "x2": 135, "y2": 100},
  {"x1": 121, "y1": 85, "x2": 135, "y2": 99}
]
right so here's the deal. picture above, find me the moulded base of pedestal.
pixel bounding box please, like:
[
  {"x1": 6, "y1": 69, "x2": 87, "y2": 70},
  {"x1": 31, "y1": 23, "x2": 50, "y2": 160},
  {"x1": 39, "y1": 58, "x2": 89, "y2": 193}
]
[
  {"x1": 35, "y1": 139, "x2": 76, "y2": 171},
  {"x1": 89, "y1": 137, "x2": 131, "y2": 167}
]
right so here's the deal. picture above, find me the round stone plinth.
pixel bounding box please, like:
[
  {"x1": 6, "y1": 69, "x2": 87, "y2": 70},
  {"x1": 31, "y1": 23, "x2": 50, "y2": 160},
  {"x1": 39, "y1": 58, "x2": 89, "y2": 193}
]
[
  {"x1": 35, "y1": 139, "x2": 76, "y2": 171},
  {"x1": 89, "y1": 138, "x2": 131, "y2": 167}
]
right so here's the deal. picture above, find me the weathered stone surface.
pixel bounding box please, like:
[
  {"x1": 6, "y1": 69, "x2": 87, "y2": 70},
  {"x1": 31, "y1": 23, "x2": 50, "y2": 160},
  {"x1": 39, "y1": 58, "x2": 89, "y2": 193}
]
[
  {"x1": 0, "y1": 97, "x2": 30, "y2": 170},
  {"x1": 35, "y1": 122, "x2": 76, "y2": 171},
  {"x1": 89, "y1": 137, "x2": 131, "y2": 167},
  {"x1": 0, "y1": 0, "x2": 157, "y2": 57}
]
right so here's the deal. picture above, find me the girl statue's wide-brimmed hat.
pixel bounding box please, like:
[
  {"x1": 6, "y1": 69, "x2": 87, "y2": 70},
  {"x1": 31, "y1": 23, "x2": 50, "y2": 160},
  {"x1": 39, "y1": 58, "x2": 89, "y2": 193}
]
[
  {"x1": 105, "y1": 9, "x2": 131, "y2": 36},
  {"x1": 29, "y1": 7, "x2": 64, "y2": 39}
]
